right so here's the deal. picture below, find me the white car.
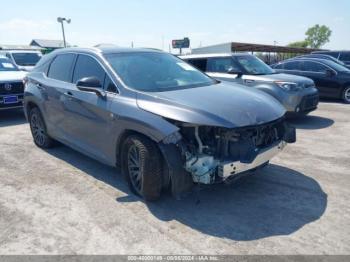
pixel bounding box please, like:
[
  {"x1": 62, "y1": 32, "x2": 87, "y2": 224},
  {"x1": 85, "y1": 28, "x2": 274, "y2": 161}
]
[
  {"x1": 0, "y1": 50, "x2": 42, "y2": 71},
  {"x1": 0, "y1": 57, "x2": 27, "y2": 110}
]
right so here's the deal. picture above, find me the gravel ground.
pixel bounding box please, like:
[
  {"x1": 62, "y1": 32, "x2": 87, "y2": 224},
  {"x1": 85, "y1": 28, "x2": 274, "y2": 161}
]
[{"x1": 0, "y1": 101, "x2": 349, "y2": 255}]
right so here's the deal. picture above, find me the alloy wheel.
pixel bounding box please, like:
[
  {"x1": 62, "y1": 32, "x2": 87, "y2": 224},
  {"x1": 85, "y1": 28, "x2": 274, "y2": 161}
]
[
  {"x1": 30, "y1": 113, "x2": 46, "y2": 146},
  {"x1": 344, "y1": 87, "x2": 350, "y2": 103},
  {"x1": 127, "y1": 144, "x2": 142, "y2": 194}
]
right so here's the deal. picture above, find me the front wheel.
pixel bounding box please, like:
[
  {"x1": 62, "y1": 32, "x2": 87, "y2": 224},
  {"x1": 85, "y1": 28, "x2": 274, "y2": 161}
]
[
  {"x1": 342, "y1": 86, "x2": 350, "y2": 104},
  {"x1": 29, "y1": 107, "x2": 55, "y2": 148},
  {"x1": 121, "y1": 135, "x2": 163, "y2": 201}
]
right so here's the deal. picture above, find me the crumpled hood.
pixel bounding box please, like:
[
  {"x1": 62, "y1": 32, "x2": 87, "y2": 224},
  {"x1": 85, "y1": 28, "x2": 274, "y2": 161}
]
[
  {"x1": 246, "y1": 73, "x2": 314, "y2": 85},
  {"x1": 136, "y1": 82, "x2": 285, "y2": 128},
  {"x1": 0, "y1": 71, "x2": 27, "y2": 82}
]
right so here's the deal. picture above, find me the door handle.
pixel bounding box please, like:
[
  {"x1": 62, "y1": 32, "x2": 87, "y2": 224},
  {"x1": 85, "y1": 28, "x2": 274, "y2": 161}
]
[
  {"x1": 244, "y1": 79, "x2": 255, "y2": 84},
  {"x1": 65, "y1": 91, "x2": 73, "y2": 96}
]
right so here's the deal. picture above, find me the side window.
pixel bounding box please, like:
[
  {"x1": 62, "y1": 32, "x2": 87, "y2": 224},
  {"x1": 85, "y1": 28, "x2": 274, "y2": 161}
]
[
  {"x1": 104, "y1": 74, "x2": 117, "y2": 93},
  {"x1": 6, "y1": 53, "x2": 11, "y2": 59},
  {"x1": 207, "y1": 57, "x2": 239, "y2": 73},
  {"x1": 48, "y1": 54, "x2": 76, "y2": 82},
  {"x1": 302, "y1": 61, "x2": 327, "y2": 73},
  {"x1": 72, "y1": 55, "x2": 106, "y2": 86},
  {"x1": 186, "y1": 59, "x2": 207, "y2": 72},
  {"x1": 284, "y1": 61, "x2": 301, "y2": 70},
  {"x1": 340, "y1": 52, "x2": 350, "y2": 61}
]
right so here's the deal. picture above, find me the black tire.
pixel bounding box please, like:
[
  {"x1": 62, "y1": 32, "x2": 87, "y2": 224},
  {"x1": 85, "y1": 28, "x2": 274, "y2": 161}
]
[
  {"x1": 121, "y1": 135, "x2": 163, "y2": 201},
  {"x1": 29, "y1": 107, "x2": 55, "y2": 148},
  {"x1": 342, "y1": 86, "x2": 350, "y2": 104}
]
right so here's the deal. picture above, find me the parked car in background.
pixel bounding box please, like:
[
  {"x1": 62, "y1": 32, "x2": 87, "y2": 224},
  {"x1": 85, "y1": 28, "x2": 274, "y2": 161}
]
[
  {"x1": 312, "y1": 51, "x2": 350, "y2": 67},
  {"x1": 292, "y1": 54, "x2": 349, "y2": 68},
  {"x1": 24, "y1": 47, "x2": 295, "y2": 200},
  {"x1": 181, "y1": 53, "x2": 319, "y2": 115},
  {"x1": 272, "y1": 58, "x2": 350, "y2": 103},
  {"x1": 0, "y1": 56, "x2": 27, "y2": 110},
  {"x1": 0, "y1": 50, "x2": 42, "y2": 71}
]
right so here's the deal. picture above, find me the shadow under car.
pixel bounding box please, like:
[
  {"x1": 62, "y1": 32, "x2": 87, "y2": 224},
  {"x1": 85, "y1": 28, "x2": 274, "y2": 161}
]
[{"x1": 45, "y1": 145, "x2": 327, "y2": 241}]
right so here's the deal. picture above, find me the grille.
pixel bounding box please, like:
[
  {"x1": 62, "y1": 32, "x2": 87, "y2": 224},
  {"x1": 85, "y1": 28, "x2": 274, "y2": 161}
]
[
  {"x1": 0, "y1": 81, "x2": 24, "y2": 95},
  {"x1": 300, "y1": 94, "x2": 319, "y2": 111}
]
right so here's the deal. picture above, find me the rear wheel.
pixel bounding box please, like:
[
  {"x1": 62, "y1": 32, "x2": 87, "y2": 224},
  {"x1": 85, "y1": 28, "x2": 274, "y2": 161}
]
[
  {"x1": 121, "y1": 135, "x2": 163, "y2": 201},
  {"x1": 342, "y1": 86, "x2": 350, "y2": 104},
  {"x1": 29, "y1": 107, "x2": 55, "y2": 148}
]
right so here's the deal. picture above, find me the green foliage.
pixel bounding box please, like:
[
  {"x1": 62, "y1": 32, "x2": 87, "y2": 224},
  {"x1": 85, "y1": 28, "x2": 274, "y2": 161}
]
[{"x1": 305, "y1": 24, "x2": 332, "y2": 48}]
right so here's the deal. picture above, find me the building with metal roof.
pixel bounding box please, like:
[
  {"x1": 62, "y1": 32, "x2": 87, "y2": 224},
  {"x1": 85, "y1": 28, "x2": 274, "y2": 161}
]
[
  {"x1": 30, "y1": 39, "x2": 69, "y2": 49},
  {"x1": 191, "y1": 42, "x2": 326, "y2": 64},
  {"x1": 0, "y1": 44, "x2": 43, "y2": 51}
]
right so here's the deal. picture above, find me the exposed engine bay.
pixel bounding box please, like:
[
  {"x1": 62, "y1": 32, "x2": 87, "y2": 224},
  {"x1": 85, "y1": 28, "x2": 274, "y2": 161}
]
[{"x1": 166, "y1": 117, "x2": 295, "y2": 184}]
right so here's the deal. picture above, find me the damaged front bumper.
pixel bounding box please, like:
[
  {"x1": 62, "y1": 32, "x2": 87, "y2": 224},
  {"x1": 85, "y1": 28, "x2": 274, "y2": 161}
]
[
  {"x1": 160, "y1": 117, "x2": 296, "y2": 197},
  {"x1": 218, "y1": 140, "x2": 286, "y2": 179}
]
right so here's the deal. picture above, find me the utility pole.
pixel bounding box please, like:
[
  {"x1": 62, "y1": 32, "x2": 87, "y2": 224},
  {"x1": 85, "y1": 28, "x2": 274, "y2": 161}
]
[{"x1": 57, "y1": 17, "x2": 71, "y2": 48}]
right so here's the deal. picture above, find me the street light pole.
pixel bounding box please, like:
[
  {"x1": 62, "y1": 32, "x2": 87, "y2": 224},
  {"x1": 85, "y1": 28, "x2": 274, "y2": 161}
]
[{"x1": 57, "y1": 17, "x2": 71, "y2": 48}]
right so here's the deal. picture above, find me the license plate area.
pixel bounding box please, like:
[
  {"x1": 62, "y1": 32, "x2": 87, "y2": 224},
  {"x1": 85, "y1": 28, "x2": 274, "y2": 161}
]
[{"x1": 3, "y1": 96, "x2": 18, "y2": 104}]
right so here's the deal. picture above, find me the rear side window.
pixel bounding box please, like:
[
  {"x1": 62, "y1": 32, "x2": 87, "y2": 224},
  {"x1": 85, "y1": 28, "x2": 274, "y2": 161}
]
[
  {"x1": 302, "y1": 61, "x2": 327, "y2": 73},
  {"x1": 48, "y1": 54, "x2": 76, "y2": 82},
  {"x1": 340, "y1": 52, "x2": 350, "y2": 61},
  {"x1": 207, "y1": 57, "x2": 239, "y2": 73},
  {"x1": 283, "y1": 61, "x2": 301, "y2": 70},
  {"x1": 186, "y1": 59, "x2": 207, "y2": 72},
  {"x1": 319, "y1": 52, "x2": 339, "y2": 59},
  {"x1": 72, "y1": 55, "x2": 106, "y2": 85}
]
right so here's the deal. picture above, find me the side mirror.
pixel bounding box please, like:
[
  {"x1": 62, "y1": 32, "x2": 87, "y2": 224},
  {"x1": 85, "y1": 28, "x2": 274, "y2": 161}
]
[
  {"x1": 227, "y1": 67, "x2": 243, "y2": 78},
  {"x1": 325, "y1": 69, "x2": 335, "y2": 77},
  {"x1": 76, "y1": 77, "x2": 106, "y2": 98}
]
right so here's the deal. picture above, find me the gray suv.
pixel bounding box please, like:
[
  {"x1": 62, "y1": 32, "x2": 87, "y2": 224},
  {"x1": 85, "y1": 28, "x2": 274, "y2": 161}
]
[
  {"x1": 181, "y1": 53, "x2": 319, "y2": 115},
  {"x1": 24, "y1": 47, "x2": 295, "y2": 200}
]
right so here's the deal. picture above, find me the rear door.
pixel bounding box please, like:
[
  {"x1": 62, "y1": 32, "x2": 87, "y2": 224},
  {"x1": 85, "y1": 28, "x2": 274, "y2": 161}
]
[
  {"x1": 61, "y1": 54, "x2": 116, "y2": 163},
  {"x1": 44, "y1": 53, "x2": 77, "y2": 138}
]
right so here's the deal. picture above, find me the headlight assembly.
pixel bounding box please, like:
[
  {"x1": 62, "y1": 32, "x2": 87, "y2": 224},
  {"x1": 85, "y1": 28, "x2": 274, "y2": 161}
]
[{"x1": 275, "y1": 81, "x2": 302, "y2": 92}]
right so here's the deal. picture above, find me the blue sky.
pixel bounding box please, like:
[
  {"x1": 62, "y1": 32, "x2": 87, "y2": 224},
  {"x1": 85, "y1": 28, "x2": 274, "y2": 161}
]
[{"x1": 0, "y1": 0, "x2": 348, "y2": 52}]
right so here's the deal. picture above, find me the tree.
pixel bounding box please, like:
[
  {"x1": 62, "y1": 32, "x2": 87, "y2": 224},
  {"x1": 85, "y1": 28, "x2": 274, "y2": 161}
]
[
  {"x1": 305, "y1": 24, "x2": 332, "y2": 48},
  {"x1": 287, "y1": 40, "x2": 309, "y2": 48}
]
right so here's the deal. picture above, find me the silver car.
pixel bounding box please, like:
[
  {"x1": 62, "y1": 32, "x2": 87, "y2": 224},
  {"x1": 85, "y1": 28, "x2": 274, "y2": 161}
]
[
  {"x1": 24, "y1": 47, "x2": 295, "y2": 200},
  {"x1": 181, "y1": 53, "x2": 319, "y2": 115}
]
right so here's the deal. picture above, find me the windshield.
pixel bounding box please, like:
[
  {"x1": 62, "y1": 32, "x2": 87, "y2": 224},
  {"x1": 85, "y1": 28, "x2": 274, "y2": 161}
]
[
  {"x1": 12, "y1": 52, "x2": 41, "y2": 66},
  {"x1": 105, "y1": 52, "x2": 216, "y2": 92},
  {"x1": 0, "y1": 58, "x2": 19, "y2": 71},
  {"x1": 234, "y1": 55, "x2": 275, "y2": 75}
]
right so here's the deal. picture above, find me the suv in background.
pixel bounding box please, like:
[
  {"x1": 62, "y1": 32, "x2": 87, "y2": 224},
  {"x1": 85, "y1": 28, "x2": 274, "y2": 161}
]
[
  {"x1": 0, "y1": 56, "x2": 27, "y2": 110},
  {"x1": 181, "y1": 53, "x2": 319, "y2": 115},
  {"x1": 312, "y1": 51, "x2": 350, "y2": 67},
  {"x1": 0, "y1": 50, "x2": 42, "y2": 71},
  {"x1": 272, "y1": 58, "x2": 350, "y2": 103}
]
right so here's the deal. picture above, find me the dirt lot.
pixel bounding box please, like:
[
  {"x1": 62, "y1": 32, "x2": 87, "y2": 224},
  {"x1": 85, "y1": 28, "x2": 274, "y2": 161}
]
[{"x1": 0, "y1": 101, "x2": 349, "y2": 255}]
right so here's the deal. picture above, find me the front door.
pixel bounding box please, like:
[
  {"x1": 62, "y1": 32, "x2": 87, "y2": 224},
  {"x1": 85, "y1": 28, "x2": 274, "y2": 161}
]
[{"x1": 61, "y1": 54, "x2": 115, "y2": 163}]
